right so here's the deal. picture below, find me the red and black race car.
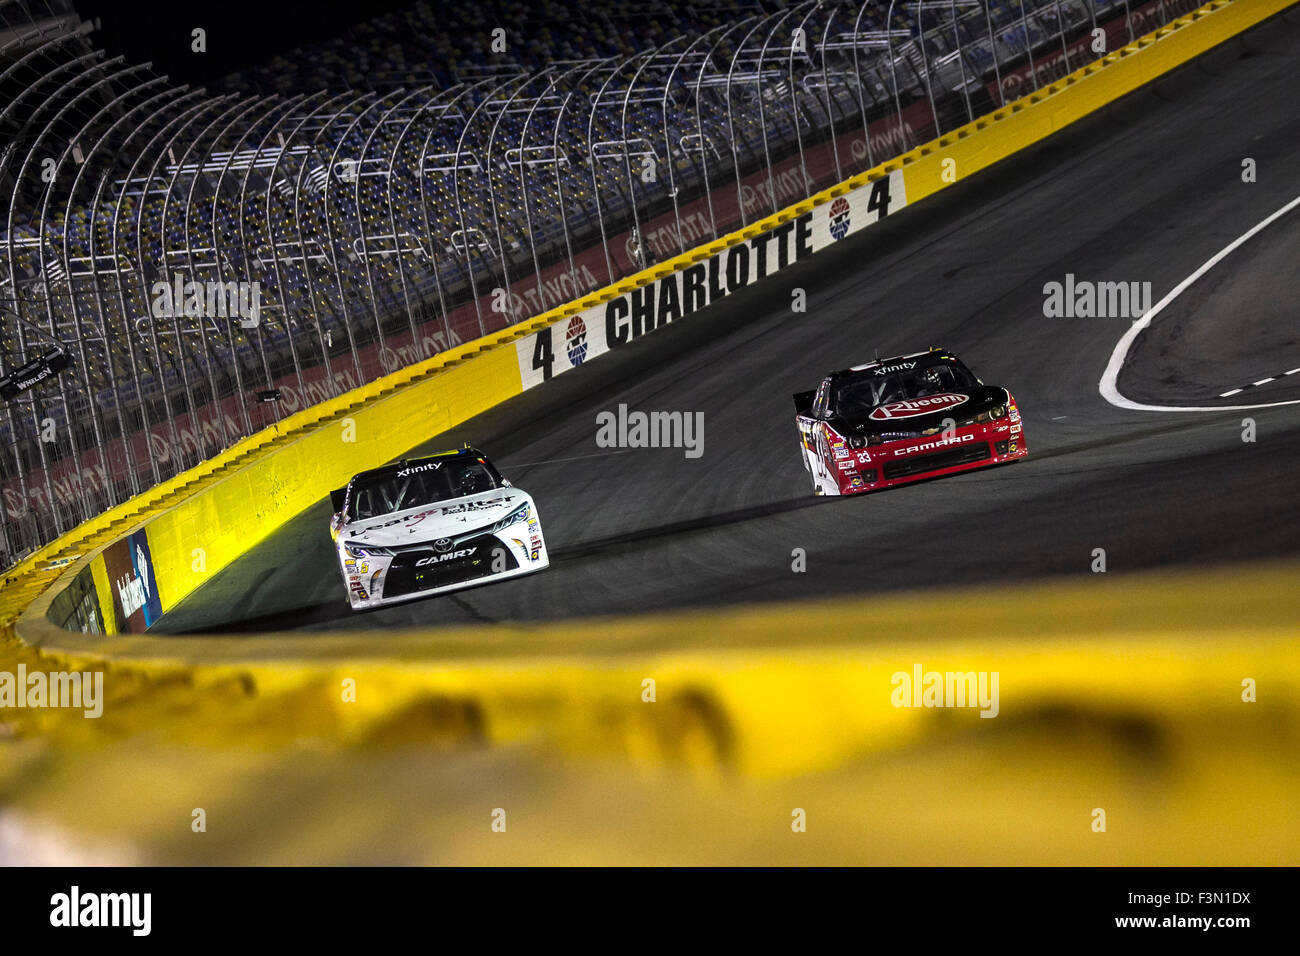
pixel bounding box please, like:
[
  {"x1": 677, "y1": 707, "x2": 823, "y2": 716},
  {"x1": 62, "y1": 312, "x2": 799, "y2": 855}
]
[{"x1": 794, "y1": 347, "x2": 1026, "y2": 496}]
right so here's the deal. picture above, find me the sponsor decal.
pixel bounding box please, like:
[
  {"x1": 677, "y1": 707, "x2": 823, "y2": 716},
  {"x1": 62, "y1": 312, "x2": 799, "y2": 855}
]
[
  {"x1": 565, "y1": 316, "x2": 588, "y2": 366},
  {"x1": 833, "y1": 448, "x2": 850, "y2": 460},
  {"x1": 354, "y1": 508, "x2": 436, "y2": 532},
  {"x1": 893, "y1": 433, "x2": 975, "y2": 456},
  {"x1": 849, "y1": 476, "x2": 864, "y2": 488},
  {"x1": 869, "y1": 393, "x2": 968, "y2": 421},
  {"x1": 878, "y1": 431, "x2": 921, "y2": 441},
  {"x1": 837, "y1": 460, "x2": 854, "y2": 471},
  {"x1": 415, "y1": 547, "x2": 477, "y2": 566},
  {"x1": 440, "y1": 497, "x2": 509, "y2": 515},
  {"x1": 872, "y1": 361, "x2": 916, "y2": 375},
  {"x1": 399, "y1": 509, "x2": 437, "y2": 527},
  {"x1": 395, "y1": 461, "x2": 443, "y2": 477},
  {"x1": 828, "y1": 196, "x2": 851, "y2": 240},
  {"x1": 102, "y1": 529, "x2": 162, "y2": 633}
]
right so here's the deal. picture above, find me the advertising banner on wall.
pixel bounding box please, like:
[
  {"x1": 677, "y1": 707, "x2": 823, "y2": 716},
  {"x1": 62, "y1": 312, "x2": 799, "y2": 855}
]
[
  {"x1": 515, "y1": 169, "x2": 907, "y2": 390},
  {"x1": 101, "y1": 528, "x2": 163, "y2": 633}
]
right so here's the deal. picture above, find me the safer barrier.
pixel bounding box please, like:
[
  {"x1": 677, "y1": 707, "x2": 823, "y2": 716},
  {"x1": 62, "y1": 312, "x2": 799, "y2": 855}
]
[{"x1": 4, "y1": 0, "x2": 1293, "y2": 654}]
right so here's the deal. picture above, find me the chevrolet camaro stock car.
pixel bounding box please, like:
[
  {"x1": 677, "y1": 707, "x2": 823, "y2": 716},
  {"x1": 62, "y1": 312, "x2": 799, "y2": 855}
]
[
  {"x1": 328, "y1": 446, "x2": 549, "y2": 610},
  {"x1": 794, "y1": 348, "x2": 1027, "y2": 496}
]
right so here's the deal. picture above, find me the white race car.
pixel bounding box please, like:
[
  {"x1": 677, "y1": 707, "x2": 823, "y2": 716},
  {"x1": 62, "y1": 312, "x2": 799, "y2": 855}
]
[{"x1": 328, "y1": 446, "x2": 549, "y2": 610}]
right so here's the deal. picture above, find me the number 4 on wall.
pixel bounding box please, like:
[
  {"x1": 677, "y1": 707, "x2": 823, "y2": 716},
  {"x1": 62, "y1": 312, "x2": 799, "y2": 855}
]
[{"x1": 531, "y1": 327, "x2": 554, "y2": 381}]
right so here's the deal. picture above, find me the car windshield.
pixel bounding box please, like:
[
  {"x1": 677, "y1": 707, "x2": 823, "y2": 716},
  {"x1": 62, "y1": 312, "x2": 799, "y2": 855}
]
[
  {"x1": 833, "y1": 361, "x2": 978, "y2": 417},
  {"x1": 346, "y1": 460, "x2": 497, "y2": 520}
]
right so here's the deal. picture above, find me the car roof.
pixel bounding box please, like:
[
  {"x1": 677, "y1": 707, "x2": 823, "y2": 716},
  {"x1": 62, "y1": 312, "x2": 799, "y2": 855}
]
[
  {"x1": 829, "y1": 347, "x2": 956, "y2": 380},
  {"x1": 348, "y1": 446, "x2": 487, "y2": 485}
]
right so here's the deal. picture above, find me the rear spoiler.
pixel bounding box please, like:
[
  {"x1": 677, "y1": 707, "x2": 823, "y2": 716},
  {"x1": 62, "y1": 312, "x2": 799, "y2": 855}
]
[
  {"x1": 793, "y1": 390, "x2": 815, "y2": 415},
  {"x1": 329, "y1": 487, "x2": 347, "y2": 513}
]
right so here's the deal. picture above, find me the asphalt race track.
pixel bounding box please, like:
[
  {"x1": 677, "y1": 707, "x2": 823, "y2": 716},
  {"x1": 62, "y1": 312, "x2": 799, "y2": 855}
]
[{"x1": 158, "y1": 11, "x2": 1300, "y2": 634}]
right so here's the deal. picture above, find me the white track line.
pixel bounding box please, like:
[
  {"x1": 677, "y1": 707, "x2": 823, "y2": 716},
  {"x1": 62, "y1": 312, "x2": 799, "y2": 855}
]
[
  {"x1": 1099, "y1": 193, "x2": 1300, "y2": 413},
  {"x1": 1217, "y1": 368, "x2": 1299, "y2": 397}
]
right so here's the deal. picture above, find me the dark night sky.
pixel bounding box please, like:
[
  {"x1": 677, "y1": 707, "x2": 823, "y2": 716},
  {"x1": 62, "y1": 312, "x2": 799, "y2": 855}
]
[{"x1": 70, "y1": 0, "x2": 419, "y2": 85}]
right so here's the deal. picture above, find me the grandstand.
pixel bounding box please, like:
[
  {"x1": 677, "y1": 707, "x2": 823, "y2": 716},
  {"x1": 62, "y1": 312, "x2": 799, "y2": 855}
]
[{"x1": 0, "y1": 0, "x2": 1199, "y2": 566}]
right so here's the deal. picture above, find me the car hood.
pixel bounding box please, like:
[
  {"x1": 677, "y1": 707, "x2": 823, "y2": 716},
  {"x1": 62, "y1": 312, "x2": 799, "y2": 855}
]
[
  {"x1": 340, "y1": 488, "x2": 530, "y2": 548},
  {"x1": 830, "y1": 385, "x2": 1008, "y2": 436}
]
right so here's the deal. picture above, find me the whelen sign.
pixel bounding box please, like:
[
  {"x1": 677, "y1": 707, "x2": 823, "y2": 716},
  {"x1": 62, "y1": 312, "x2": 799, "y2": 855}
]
[{"x1": 0, "y1": 347, "x2": 73, "y2": 401}]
